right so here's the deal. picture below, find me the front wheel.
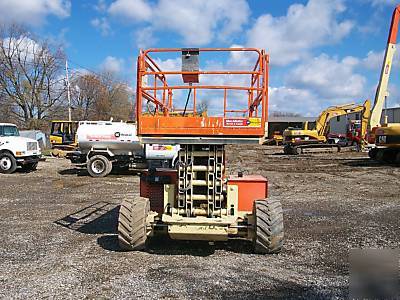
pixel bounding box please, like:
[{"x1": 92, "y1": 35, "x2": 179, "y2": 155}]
[
  {"x1": 0, "y1": 153, "x2": 17, "y2": 174},
  {"x1": 253, "y1": 199, "x2": 284, "y2": 254},
  {"x1": 87, "y1": 155, "x2": 112, "y2": 177},
  {"x1": 118, "y1": 196, "x2": 150, "y2": 251}
]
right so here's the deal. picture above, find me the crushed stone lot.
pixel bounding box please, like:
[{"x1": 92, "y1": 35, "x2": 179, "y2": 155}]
[{"x1": 0, "y1": 145, "x2": 399, "y2": 299}]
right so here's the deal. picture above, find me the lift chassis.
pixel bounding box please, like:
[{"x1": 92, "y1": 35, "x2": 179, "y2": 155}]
[{"x1": 118, "y1": 48, "x2": 284, "y2": 254}]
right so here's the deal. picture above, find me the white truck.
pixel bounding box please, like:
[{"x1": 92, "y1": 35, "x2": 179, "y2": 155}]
[
  {"x1": 67, "y1": 121, "x2": 179, "y2": 177},
  {"x1": 0, "y1": 123, "x2": 41, "y2": 174}
]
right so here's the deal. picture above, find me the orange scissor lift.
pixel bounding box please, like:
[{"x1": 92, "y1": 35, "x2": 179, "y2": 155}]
[{"x1": 118, "y1": 48, "x2": 284, "y2": 254}]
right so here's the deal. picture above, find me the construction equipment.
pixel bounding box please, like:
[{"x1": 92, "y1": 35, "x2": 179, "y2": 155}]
[
  {"x1": 367, "y1": 5, "x2": 400, "y2": 163},
  {"x1": 263, "y1": 131, "x2": 283, "y2": 145},
  {"x1": 282, "y1": 101, "x2": 370, "y2": 154},
  {"x1": 67, "y1": 121, "x2": 179, "y2": 177},
  {"x1": 50, "y1": 120, "x2": 79, "y2": 156},
  {"x1": 117, "y1": 48, "x2": 284, "y2": 254}
]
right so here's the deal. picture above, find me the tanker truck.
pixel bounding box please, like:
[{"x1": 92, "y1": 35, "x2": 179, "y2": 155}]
[{"x1": 67, "y1": 121, "x2": 179, "y2": 177}]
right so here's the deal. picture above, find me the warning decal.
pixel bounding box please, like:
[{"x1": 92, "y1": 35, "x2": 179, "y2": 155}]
[{"x1": 223, "y1": 117, "x2": 261, "y2": 128}]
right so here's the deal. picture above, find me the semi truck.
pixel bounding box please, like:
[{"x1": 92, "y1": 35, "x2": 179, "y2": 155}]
[
  {"x1": 0, "y1": 123, "x2": 41, "y2": 174},
  {"x1": 67, "y1": 121, "x2": 179, "y2": 177}
]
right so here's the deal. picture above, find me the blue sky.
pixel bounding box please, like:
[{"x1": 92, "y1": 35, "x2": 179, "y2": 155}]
[{"x1": 0, "y1": 0, "x2": 399, "y2": 116}]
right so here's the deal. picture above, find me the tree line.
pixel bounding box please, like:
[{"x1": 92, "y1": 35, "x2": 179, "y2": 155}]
[{"x1": 0, "y1": 24, "x2": 134, "y2": 130}]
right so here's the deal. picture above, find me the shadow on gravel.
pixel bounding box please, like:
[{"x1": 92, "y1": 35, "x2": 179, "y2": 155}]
[
  {"x1": 97, "y1": 234, "x2": 254, "y2": 256},
  {"x1": 57, "y1": 168, "x2": 139, "y2": 177},
  {"x1": 54, "y1": 201, "x2": 119, "y2": 234},
  {"x1": 342, "y1": 158, "x2": 397, "y2": 168},
  {"x1": 58, "y1": 168, "x2": 87, "y2": 176}
]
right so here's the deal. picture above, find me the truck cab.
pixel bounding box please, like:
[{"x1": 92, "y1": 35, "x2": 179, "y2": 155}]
[{"x1": 0, "y1": 123, "x2": 41, "y2": 174}]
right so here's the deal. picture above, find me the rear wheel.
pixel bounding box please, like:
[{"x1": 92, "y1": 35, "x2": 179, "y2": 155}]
[
  {"x1": 87, "y1": 155, "x2": 112, "y2": 177},
  {"x1": 0, "y1": 153, "x2": 17, "y2": 174},
  {"x1": 253, "y1": 199, "x2": 284, "y2": 254},
  {"x1": 118, "y1": 196, "x2": 150, "y2": 251}
]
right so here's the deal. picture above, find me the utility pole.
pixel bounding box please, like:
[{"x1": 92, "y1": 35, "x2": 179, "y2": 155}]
[{"x1": 65, "y1": 60, "x2": 72, "y2": 122}]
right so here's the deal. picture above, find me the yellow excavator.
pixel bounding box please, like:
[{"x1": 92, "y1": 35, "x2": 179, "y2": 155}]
[
  {"x1": 367, "y1": 4, "x2": 400, "y2": 163},
  {"x1": 283, "y1": 101, "x2": 370, "y2": 154},
  {"x1": 49, "y1": 120, "x2": 79, "y2": 157}
]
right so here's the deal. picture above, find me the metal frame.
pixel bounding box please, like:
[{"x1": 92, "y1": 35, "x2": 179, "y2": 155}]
[{"x1": 136, "y1": 48, "x2": 268, "y2": 141}]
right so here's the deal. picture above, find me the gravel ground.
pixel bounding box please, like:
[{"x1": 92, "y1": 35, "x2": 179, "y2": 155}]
[{"x1": 0, "y1": 145, "x2": 399, "y2": 299}]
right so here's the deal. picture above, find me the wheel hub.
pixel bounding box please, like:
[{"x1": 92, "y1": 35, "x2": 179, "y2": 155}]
[
  {"x1": 0, "y1": 157, "x2": 11, "y2": 171},
  {"x1": 92, "y1": 160, "x2": 105, "y2": 174}
]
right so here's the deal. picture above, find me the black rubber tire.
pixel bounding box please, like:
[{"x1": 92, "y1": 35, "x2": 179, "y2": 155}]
[
  {"x1": 21, "y1": 162, "x2": 38, "y2": 172},
  {"x1": 376, "y1": 149, "x2": 387, "y2": 163},
  {"x1": 293, "y1": 146, "x2": 302, "y2": 155},
  {"x1": 283, "y1": 145, "x2": 290, "y2": 155},
  {"x1": 253, "y1": 199, "x2": 284, "y2": 254},
  {"x1": 395, "y1": 151, "x2": 400, "y2": 164},
  {"x1": 118, "y1": 196, "x2": 150, "y2": 251},
  {"x1": 87, "y1": 155, "x2": 112, "y2": 177},
  {"x1": 368, "y1": 148, "x2": 378, "y2": 160},
  {"x1": 0, "y1": 152, "x2": 18, "y2": 174}
]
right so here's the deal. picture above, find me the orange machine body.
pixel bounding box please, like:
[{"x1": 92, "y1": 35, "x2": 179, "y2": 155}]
[
  {"x1": 228, "y1": 175, "x2": 268, "y2": 212},
  {"x1": 136, "y1": 48, "x2": 269, "y2": 140}
]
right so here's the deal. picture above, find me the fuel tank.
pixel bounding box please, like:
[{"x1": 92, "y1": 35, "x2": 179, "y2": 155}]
[
  {"x1": 77, "y1": 121, "x2": 143, "y2": 154},
  {"x1": 77, "y1": 121, "x2": 179, "y2": 160}
]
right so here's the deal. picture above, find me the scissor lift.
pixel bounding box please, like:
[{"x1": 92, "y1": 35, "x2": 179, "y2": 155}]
[{"x1": 118, "y1": 48, "x2": 284, "y2": 253}]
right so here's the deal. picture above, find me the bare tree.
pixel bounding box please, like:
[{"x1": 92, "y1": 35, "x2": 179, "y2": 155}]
[
  {"x1": 70, "y1": 73, "x2": 103, "y2": 120},
  {"x1": 196, "y1": 99, "x2": 209, "y2": 116},
  {"x1": 0, "y1": 24, "x2": 66, "y2": 129},
  {"x1": 70, "y1": 71, "x2": 134, "y2": 121}
]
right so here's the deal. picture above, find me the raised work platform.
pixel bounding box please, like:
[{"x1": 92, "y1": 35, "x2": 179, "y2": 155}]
[{"x1": 136, "y1": 48, "x2": 269, "y2": 143}]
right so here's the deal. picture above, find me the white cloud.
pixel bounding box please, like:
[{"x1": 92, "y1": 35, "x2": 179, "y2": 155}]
[
  {"x1": 0, "y1": 0, "x2": 71, "y2": 26},
  {"x1": 107, "y1": 0, "x2": 250, "y2": 46},
  {"x1": 362, "y1": 50, "x2": 385, "y2": 70},
  {"x1": 100, "y1": 56, "x2": 124, "y2": 74},
  {"x1": 134, "y1": 26, "x2": 156, "y2": 49},
  {"x1": 91, "y1": 17, "x2": 111, "y2": 36},
  {"x1": 108, "y1": 0, "x2": 152, "y2": 22},
  {"x1": 269, "y1": 86, "x2": 320, "y2": 116},
  {"x1": 94, "y1": 0, "x2": 107, "y2": 12},
  {"x1": 1, "y1": 36, "x2": 47, "y2": 61},
  {"x1": 153, "y1": 0, "x2": 250, "y2": 45},
  {"x1": 361, "y1": 46, "x2": 400, "y2": 70},
  {"x1": 246, "y1": 0, "x2": 353, "y2": 66},
  {"x1": 287, "y1": 54, "x2": 366, "y2": 100}
]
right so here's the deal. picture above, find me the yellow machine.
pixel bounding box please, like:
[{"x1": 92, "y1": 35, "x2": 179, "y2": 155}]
[
  {"x1": 263, "y1": 131, "x2": 283, "y2": 145},
  {"x1": 367, "y1": 5, "x2": 400, "y2": 163},
  {"x1": 282, "y1": 102, "x2": 369, "y2": 154},
  {"x1": 49, "y1": 121, "x2": 78, "y2": 156}
]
